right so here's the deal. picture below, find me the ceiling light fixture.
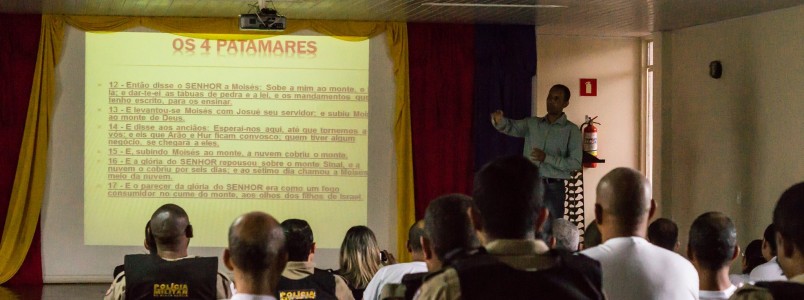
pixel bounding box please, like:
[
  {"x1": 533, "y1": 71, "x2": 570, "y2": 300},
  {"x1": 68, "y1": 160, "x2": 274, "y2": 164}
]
[{"x1": 420, "y1": 3, "x2": 567, "y2": 9}]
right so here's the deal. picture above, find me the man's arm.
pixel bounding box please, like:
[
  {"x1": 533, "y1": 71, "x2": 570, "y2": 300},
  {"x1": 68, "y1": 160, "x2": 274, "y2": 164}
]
[
  {"x1": 362, "y1": 267, "x2": 387, "y2": 300},
  {"x1": 729, "y1": 285, "x2": 774, "y2": 300},
  {"x1": 335, "y1": 274, "x2": 357, "y2": 300},
  {"x1": 104, "y1": 273, "x2": 126, "y2": 300},
  {"x1": 542, "y1": 126, "x2": 582, "y2": 172},
  {"x1": 414, "y1": 268, "x2": 461, "y2": 300},
  {"x1": 491, "y1": 110, "x2": 530, "y2": 138}
]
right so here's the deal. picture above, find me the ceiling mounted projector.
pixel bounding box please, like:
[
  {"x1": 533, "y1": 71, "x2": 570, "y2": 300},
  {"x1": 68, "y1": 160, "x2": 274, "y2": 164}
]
[{"x1": 240, "y1": 7, "x2": 286, "y2": 31}]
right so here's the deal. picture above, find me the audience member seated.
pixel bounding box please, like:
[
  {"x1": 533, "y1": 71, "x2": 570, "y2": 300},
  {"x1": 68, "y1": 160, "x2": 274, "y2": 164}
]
[
  {"x1": 419, "y1": 194, "x2": 479, "y2": 273},
  {"x1": 417, "y1": 156, "x2": 603, "y2": 300},
  {"x1": 688, "y1": 212, "x2": 739, "y2": 300},
  {"x1": 276, "y1": 219, "x2": 354, "y2": 300},
  {"x1": 732, "y1": 182, "x2": 804, "y2": 299},
  {"x1": 584, "y1": 220, "x2": 602, "y2": 249},
  {"x1": 580, "y1": 167, "x2": 698, "y2": 300},
  {"x1": 388, "y1": 194, "x2": 478, "y2": 300},
  {"x1": 338, "y1": 225, "x2": 386, "y2": 300},
  {"x1": 363, "y1": 220, "x2": 428, "y2": 300},
  {"x1": 104, "y1": 204, "x2": 232, "y2": 300},
  {"x1": 729, "y1": 239, "x2": 766, "y2": 286},
  {"x1": 648, "y1": 217, "x2": 680, "y2": 252},
  {"x1": 223, "y1": 211, "x2": 288, "y2": 300},
  {"x1": 550, "y1": 218, "x2": 581, "y2": 251},
  {"x1": 749, "y1": 224, "x2": 787, "y2": 282}
]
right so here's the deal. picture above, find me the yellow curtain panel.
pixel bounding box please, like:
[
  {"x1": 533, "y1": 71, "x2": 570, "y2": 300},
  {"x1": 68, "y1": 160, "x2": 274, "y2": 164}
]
[{"x1": 0, "y1": 15, "x2": 414, "y2": 283}]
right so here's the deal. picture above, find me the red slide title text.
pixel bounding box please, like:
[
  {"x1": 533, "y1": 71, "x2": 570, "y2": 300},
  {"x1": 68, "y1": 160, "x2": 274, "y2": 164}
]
[{"x1": 172, "y1": 38, "x2": 318, "y2": 57}]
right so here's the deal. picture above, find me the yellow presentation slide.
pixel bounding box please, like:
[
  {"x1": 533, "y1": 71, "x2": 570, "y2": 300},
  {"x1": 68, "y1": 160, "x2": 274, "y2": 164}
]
[{"x1": 84, "y1": 32, "x2": 369, "y2": 248}]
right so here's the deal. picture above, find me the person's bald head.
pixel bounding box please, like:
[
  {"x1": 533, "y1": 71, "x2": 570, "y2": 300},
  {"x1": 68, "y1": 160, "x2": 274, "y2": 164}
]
[
  {"x1": 226, "y1": 212, "x2": 287, "y2": 279},
  {"x1": 595, "y1": 168, "x2": 654, "y2": 238},
  {"x1": 149, "y1": 204, "x2": 192, "y2": 251}
]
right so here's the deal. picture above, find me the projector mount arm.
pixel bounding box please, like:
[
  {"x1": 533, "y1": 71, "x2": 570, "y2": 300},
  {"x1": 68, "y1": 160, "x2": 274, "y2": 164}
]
[{"x1": 255, "y1": 0, "x2": 280, "y2": 26}]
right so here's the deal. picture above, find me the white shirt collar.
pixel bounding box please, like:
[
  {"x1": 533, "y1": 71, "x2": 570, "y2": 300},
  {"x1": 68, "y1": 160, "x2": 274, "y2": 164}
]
[
  {"x1": 698, "y1": 285, "x2": 737, "y2": 299},
  {"x1": 230, "y1": 293, "x2": 277, "y2": 300}
]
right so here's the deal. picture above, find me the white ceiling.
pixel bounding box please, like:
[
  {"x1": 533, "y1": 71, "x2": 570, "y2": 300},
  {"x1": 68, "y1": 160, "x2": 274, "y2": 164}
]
[{"x1": 1, "y1": 0, "x2": 802, "y2": 37}]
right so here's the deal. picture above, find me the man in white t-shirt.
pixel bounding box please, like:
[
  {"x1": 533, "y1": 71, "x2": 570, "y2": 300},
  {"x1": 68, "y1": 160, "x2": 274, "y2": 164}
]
[
  {"x1": 750, "y1": 224, "x2": 787, "y2": 282},
  {"x1": 580, "y1": 167, "x2": 698, "y2": 300},
  {"x1": 687, "y1": 212, "x2": 739, "y2": 300},
  {"x1": 363, "y1": 220, "x2": 428, "y2": 300}
]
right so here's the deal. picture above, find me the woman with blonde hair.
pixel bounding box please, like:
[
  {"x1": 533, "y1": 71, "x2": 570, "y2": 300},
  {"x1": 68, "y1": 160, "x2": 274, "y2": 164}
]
[{"x1": 337, "y1": 225, "x2": 387, "y2": 300}]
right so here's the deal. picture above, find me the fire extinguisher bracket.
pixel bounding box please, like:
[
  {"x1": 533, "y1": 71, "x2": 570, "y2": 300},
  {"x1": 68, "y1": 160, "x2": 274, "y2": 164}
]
[{"x1": 582, "y1": 151, "x2": 606, "y2": 164}]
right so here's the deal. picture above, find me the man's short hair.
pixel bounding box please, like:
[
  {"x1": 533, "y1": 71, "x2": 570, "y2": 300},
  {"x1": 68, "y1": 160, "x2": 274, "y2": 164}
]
[
  {"x1": 648, "y1": 218, "x2": 679, "y2": 251},
  {"x1": 424, "y1": 194, "x2": 477, "y2": 261},
  {"x1": 149, "y1": 204, "x2": 191, "y2": 247},
  {"x1": 743, "y1": 239, "x2": 766, "y2": 274},
  {"x1": 551, "y1": 84, "x2": 571, "y2": 102},
  {"x1": 281, "y1": 219, "x2": 314, "y2": 262},
  {"x1": 688, "y1": 212, "x2": 737, "y2": 270},
  {"x1": 473, "y1": 156, "x2": 543, "y2": 239},
  {"x1": 551, "y1": 218, "x2": 580, "y2": 251},
  {"x1": 763, "y1": 224, "x2": 778, "y2": 255},
  {"x1": 407, "y1": 220, "x2": 425, "y2": 253},
  {"x1": 228, "y1": 212, "x2": 286, "y2": 275},
  {"x1": 773, "y1": 182, "x2": 804, "y2": 256}
]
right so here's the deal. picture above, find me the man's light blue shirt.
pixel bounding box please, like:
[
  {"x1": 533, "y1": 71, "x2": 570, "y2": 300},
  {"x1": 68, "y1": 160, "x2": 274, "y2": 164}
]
[{"x1": 493, "y1": 113, "x2": 582, "y2": 179}]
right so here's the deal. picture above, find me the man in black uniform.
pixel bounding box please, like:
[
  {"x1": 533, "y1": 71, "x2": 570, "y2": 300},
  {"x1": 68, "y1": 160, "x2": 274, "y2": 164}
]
[
  {"x1": 417, "y1": 156, "x2": 603, "y2": 300},
  {"x1": 381, "y1": 194, "x2": 478, "y2": 300},
  {"x1": 105, "y1": 204, "x2": 232, "y2": 299},
  {"x1": 276, "y1": 219, "x2": 355, "y2": 300},
  {"x1": 419, "y1": 194, "x2": 479, "y2": 273}
]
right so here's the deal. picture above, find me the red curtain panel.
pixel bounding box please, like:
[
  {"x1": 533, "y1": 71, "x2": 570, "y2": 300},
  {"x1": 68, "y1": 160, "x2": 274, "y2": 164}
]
[
  {"x1": 0, "y1": 14, "x2": 43, "y2": 285},
  {"x1": 408, "y1": 23, "x2": 476, "y2": 219}
]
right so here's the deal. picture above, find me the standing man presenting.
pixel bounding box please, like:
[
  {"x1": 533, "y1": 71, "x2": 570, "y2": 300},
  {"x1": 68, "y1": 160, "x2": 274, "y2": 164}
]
[{"x1": 491, "y1": 84, "x2": 582, "y2": 224}]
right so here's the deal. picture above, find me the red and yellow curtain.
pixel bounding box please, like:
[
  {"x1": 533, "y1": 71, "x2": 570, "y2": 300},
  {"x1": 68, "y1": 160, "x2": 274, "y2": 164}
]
[
  {"x1": 0, "y1": 15, "x2": 415, "y2": 283},
  {"x1": 0, "y1": 14, "x2": 533, "y2": 283}
]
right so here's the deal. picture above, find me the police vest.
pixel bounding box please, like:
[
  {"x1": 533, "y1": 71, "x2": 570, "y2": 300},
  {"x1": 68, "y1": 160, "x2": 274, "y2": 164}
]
[
  {"x1": 399, "y1": 272, "x2": 427, "y2": 300},
  {"x1": 454, "y1": 249, "x2": 604, "y2": 300},
  {"x1": 399, "y1": 248, "x2": 482, "y2": 300},
  {"x1": 277, "y1": 268, "x2": 337, "y2": 300},
  {"x1": 124, "y1": 254, "x2": 218, "y2": 300},
  {"x1": 754, "y1": 281, "x2": 804, "y2": 299}
]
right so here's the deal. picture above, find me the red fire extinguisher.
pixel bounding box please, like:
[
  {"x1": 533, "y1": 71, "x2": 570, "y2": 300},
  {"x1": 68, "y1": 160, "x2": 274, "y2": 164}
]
[{"x1": 581, "y1": 116, "x2": 600, "y2": 168}]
